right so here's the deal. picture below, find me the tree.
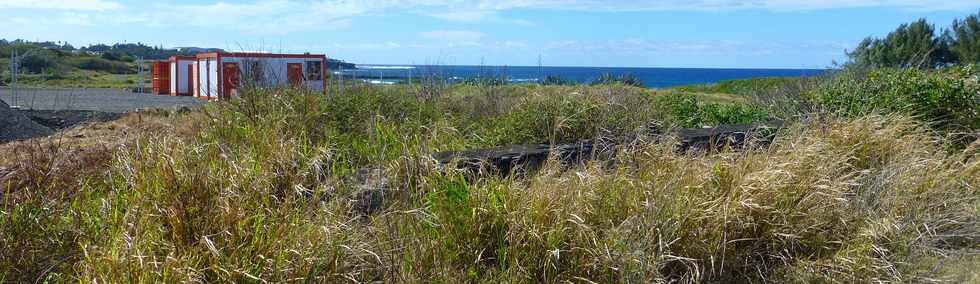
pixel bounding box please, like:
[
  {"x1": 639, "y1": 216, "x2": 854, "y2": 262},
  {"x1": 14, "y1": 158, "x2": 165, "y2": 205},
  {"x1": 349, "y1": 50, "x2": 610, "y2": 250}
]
[
  {"x1": 847, "y1": 19, "x2": 949, "y2": 68},
  {"x1": 101, "y1": 52, "x2": 121, "y2": 61},
  {"x1": 949, "y1": 12, "x2": 980, "y2": 64},
  {"x1": 19, "y1": 52, "x2": 56, "y2": 73}
]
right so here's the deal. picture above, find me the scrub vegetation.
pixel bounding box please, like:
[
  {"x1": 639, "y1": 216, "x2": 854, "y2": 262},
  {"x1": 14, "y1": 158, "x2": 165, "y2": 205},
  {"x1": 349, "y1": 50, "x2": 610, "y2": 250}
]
[
  {"x1": 4, "y1": 15, "x2": 980, "y2": 282},
  {"x1": 2, "y1": 63, "x2": 979, "y2": 283}
]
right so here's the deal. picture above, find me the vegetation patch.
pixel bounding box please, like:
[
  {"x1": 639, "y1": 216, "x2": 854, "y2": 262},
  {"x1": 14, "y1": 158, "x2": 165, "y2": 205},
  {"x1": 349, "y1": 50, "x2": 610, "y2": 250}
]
[{"x1": 1, "y1": 70, "x2": 978, "y2": 282}]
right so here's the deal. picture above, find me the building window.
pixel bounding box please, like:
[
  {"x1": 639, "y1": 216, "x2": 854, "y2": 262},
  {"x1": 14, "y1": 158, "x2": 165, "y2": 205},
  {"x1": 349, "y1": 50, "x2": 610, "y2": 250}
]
[
  {"x1": 306, "y1": 61, "x2": 322, "y2": 80},
  {"x1": 241, "y1": 59, "x2": 265, "y2": 87}
]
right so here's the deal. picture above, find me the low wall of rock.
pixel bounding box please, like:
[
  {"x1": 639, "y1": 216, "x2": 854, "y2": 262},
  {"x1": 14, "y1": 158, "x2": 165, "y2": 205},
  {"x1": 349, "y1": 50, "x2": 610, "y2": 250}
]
[{"x1": 433, "y1": 120, "x2": 783, "y2": 176}]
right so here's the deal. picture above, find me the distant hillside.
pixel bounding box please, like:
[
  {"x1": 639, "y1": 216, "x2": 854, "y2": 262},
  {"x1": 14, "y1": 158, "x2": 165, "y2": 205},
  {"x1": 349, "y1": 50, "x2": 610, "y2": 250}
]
[
  {"x1": 327, "y1": 58, "x2": 356, "y2": 70},
  {"x1": 2, "y1": 39, "x2": 357, "y2": 68},
  {"x1": 79, "y1": 43, "x2": 204, "y2": 60},
  {"x1": 172, "y1": 47, "x2": 224, "y2": 55},
  {"x1": 1, "y1": 39, "x2": 357, "y2": 88}
]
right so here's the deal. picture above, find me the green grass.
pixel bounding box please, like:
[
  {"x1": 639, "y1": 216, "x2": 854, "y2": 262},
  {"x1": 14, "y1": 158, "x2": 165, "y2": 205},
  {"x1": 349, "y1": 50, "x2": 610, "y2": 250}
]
[
  {"x1": 673, "y1": 76, "x2": 819, "y2": 97},
  {"x1": 6, "y1": 69, "x2": 144, "y2": 89},
  {"x1": 0, "y1": 51, "x2": 144, "y2": 89},
  {"x1": 2, "y1": 67, "x2": 979, "y2": 282}
]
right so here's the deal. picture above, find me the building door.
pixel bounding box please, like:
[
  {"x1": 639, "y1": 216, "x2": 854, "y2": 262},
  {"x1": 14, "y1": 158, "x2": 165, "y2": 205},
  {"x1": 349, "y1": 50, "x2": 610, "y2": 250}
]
[
  {"x1": 152, "y1": 62, "x2": 170, "y2": 95},
  {"x1": 223, "y1": 62, "x2": 241, "y2": 99},
  {"x1": 187, "y1": 64, "x2": 194, "y2": 96},
  {"x1": 287, "y1": 63, "x2": 303, "y2": 86}
]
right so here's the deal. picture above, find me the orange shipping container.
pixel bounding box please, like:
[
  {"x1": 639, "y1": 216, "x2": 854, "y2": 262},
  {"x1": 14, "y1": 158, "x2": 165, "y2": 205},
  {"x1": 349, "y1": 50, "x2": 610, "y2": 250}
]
[{"x1": 151, "y1": 61, "x2": 170, "y2": 95}]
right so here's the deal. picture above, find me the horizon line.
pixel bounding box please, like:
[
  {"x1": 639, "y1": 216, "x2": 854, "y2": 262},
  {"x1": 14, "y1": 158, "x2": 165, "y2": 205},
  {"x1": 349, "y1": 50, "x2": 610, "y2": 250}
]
[{"x1": 354, "y1": 63, "x2": 833, "y2": 70}]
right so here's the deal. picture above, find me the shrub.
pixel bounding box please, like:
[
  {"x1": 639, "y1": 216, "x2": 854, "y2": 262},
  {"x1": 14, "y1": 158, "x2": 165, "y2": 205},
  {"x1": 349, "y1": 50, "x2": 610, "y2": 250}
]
[
  {"x1": 70, "y1": 57, "x2": 132, "y2": 74},
  {"x1": 653, "y1": 92, "x2": 770, "y2": 128},
  {"x1": 675, "y1": 77, "x2": 813, "y2": 96},
  {"x1": 99, "y1": 52, "x2": 120, "y2": 61},
  {"x1": 541, "y1": 75, "x2": 569, "y2": 85},
  {"x1": 591, "y1": 73, "x2": 644, "y2": 87},
  {"x1": 18, "y1": 52, "x2": 57, "y2": 74},
  {"x1": 468, "y1": 88, "x2": 662, "y2": 145},
  {"x1": 810, "y1": 66, "x2": 980, "y2": 141},
  {"x1": 616, "y1": 73, "x2": 644, "y2": 87}
]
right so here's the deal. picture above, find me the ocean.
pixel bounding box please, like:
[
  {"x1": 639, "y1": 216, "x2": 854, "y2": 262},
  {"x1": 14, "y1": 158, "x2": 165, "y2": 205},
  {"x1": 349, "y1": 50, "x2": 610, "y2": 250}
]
[{"x1": 334, "y1": 65, "x2": 828, "y2": 88}]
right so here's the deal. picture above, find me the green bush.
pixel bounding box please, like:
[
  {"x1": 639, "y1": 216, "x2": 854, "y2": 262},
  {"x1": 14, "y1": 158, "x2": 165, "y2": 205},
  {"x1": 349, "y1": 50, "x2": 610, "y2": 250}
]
[
  {"x1": 18, "y1": 53, "x2": 57, "y2": 74},
  {"x1": 675, "y1": 76, "x2": 812, "y2": 96},
  {"x1": 469, "y1": 91, "x2": 663, "y2": 145},
  {"x1": 591, "y1": 73, "x2": 644, "y2": 87},
  {"x1": 541, "y1": 75, "x2": 569, "y2": 86},
  {"x1": 482, "y1": 95, "x2": 609, "y2": 144},
  {"x1": 100, "y1": 52, "x2": 120, "y2": 61},
  {"x1": 653, "y1": 92, "x2": 770, "y2": 128},
  {"x1": 811, "y1": 66, "x2": 980, "y2": 136},
  {"x1": 70, "y1": 57, "x2": 132, "y2": 74}
]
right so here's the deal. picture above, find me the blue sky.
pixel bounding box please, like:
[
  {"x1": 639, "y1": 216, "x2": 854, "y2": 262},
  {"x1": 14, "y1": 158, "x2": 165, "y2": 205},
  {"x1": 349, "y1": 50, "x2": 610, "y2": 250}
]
[{"x1": 1, "y1": 0, "x2": 978, "y2": 68}]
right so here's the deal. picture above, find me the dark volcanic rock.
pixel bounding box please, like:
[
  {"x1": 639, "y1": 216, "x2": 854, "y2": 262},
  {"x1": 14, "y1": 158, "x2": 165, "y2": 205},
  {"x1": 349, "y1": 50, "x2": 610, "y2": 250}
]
[
  {"x1": 433, "y1": 121, "x2": 783, "y2": 176},
  {"x1": 0, "y1": 100, "x2": 54, "y2": 143},
  {"x1": 433, "y1": 142, "x2": 595, "y2": 176},
  {"x1": 675, "y1": 120, "x2": 783, "y2": 151}
]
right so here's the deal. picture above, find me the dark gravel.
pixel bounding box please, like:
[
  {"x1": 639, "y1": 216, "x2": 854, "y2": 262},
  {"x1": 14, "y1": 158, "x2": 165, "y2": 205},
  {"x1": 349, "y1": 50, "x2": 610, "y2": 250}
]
[
  {"x1": 0, "y1": 99, "x2": 54, "y2": 143},
  {"x1": 18, "y1": 110, "x2": 123, "y2": 130},
  {"x1": 0, "y1": 87, "x2": 205, "y2": 113},
  {"x1": 1, "y1": 87, "x2": 205, "y2": 143}
]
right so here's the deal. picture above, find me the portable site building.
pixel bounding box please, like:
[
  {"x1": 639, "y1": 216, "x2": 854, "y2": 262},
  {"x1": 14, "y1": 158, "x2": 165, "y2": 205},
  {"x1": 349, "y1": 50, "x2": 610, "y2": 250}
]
[
  {"x1": 193, "y1": 52, "x2": 327, "y2": 100},
  {"x1": 169, "y1": 56, "x2": 197, "y2": 96},
  {"x1": 151, "y1": 61, "x2": 170, "y2": 95}
]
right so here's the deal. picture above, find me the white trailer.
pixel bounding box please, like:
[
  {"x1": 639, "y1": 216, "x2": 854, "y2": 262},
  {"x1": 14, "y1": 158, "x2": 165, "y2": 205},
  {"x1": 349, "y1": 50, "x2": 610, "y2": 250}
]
[{"x1": 193, "y1": 52, "x2": 327, "y2": 100}]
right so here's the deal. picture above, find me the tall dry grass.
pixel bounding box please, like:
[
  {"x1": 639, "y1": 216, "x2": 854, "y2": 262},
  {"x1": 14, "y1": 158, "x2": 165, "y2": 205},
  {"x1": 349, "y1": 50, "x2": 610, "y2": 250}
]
[{"x1": 1, "y1": 82, "x2": 978, "y2": 282}]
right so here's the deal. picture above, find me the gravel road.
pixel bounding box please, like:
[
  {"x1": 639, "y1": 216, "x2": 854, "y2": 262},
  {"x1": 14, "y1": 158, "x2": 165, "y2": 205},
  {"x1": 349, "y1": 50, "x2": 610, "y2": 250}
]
[{"x1": 0, "y1": 87, "x2": 205, "y2": 113}]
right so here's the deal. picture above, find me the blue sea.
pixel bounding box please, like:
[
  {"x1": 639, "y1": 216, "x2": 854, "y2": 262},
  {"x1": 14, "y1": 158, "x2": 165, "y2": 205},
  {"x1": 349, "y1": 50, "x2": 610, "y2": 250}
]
[{"x1": 334, "y1": 65, "x2": 827, "y2": 88}]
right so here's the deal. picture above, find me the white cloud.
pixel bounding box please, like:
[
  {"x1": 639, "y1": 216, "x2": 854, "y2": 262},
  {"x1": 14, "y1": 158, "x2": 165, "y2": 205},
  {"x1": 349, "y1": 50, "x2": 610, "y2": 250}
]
[
  {"x1": 59, "y1": 12, "x2": 96, "y2": 26},
  {"x1": 456, "y1": 0, "x2": 980, "y2": 12},
  {"x1": 542, "y1": 38, "x2": 848, "y2": 56},
  {"x1": 160, "y1": 0, "x2": 363, "y2": 34},
  {"x1": 421, "y1": 30, "x2": 485, "y2": 42},
  {"x1": 20, "y1": 0, "x2": 975, "y2": 37},
  {"x1": 429, "y1": 10, "x2": 496, "y2": 22},
  {"x1": 0, "y1": 0, "x2": 122, "y2": 11}
]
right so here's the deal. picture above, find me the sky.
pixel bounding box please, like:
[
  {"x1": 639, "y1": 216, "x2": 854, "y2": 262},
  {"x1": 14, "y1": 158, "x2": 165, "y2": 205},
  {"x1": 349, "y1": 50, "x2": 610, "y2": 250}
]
[{"x1": 1, "y1": 0, "x2": 978, "y2": 68}]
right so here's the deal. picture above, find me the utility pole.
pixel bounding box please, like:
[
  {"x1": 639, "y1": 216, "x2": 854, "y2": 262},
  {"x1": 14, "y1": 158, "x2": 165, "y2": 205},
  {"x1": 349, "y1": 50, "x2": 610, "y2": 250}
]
[
  {"x1": 9, "y1": 48, "x2": 40, "y2": 108},
  {"x1": 479, "y1": 56, "x2": 485, "y2": 80},
  {"x1": 10, "y1": 51, "x2": 16, "y2": 108},
  {"x1": 537, "y1": 54, "x2": 543, "y2": 83},
  {"x1": 135, "y1": 56, "x2": 145, "y2": 93}
]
